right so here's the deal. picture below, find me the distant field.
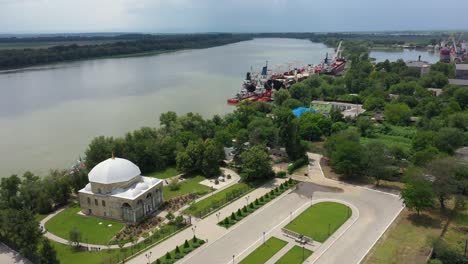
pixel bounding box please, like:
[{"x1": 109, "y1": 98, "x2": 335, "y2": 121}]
[{"x1": 0, "y1": 40, "x2": 121, "y2": 50}]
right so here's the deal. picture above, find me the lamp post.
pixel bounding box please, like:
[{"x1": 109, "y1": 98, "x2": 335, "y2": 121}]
[
  {"x1": 263, "y1": 231, "x2": 266, "y2": 244},
  {"x1": 290, "y1": 211, "x2": 292, "y2": 223},
  {"x1": 145, "y1": 251, "x2": 152, "y2": 264},
  {"x1": 216, "y1": 212, "x2": 221, "y2": 223},
  {"x1": 245, "y1": 195, "x2": 250, "y2": 206},
  {"x1": 302, "y1": 245, "x2": 305, "y2": 261},
  {"x1": 232, "y1": 255, "x2": 235, "y2": 264}
]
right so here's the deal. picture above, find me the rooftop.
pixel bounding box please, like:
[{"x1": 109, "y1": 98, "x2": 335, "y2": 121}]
[
  {"x1": 456, "y1": 64, "x2": 468, "y2": 71},
  {"x1": 88, "y1": 157, "x2": 141, "y2": 184},
  {"x1": 449, "y1": 79, "x2": 468, "y2": 86},
  {"x1": 405, "y1": 60, "x2": 430, "y2": 68},
  {"x1": 80, "y1": 176, "x2": 162, "y2": 200}
]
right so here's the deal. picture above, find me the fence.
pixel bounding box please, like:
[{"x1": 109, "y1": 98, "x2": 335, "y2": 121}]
[{"x1": 281, "y1": 228, "x2": 312, "y2": 244}]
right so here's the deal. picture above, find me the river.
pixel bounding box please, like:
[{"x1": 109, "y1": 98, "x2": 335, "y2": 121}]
[{"x1": 0, "y1": 39, "x2": 441, "y2": 177}]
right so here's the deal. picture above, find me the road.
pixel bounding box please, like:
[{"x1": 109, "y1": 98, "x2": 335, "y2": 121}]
[{"x1": 177, "y1": 153, "x2": 404, "y2": 264}]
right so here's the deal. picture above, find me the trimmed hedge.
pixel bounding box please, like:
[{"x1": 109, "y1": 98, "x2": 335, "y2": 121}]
[{"x1": 218, "y1": 179, "x2": 298, "y2": 228}]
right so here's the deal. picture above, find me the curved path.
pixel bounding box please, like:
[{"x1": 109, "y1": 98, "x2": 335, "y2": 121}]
[{"x1": 39, "y1": 167, "x2": 241, "y2": 249}]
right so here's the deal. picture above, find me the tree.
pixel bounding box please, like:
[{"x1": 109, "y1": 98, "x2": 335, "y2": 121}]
[
  {"x1": 247, "y1": 117, "x2": 278, "y2": 147},
  {"x1": 453, "y1": 88, "x2": 468, "y2": 109},
  {"x1": 273, "y1": 89, "x2": 290, "y2": 106},
  {"x1": 384, "y1": 103, "x2": 411, "y2": 125},
  {"x1": 419, "y1": 71, "x2": 448, "y2": 88},
  {"x1": 356, "y1": 117, "x2": 373, "y2": 137},
  {"x1": 160, "y1": 111, "x2": 177, "y2": 127},
  {"x1": 39, "y1": 239, "x2": 59, "y2": 264},
  {"x1": 289, "y1": 82, "x2": 310, "y2": 103},
  {"x1": 0, "y1": 175, "x2": 21, "y2": 209},
  {"x1": 240, "y1": 145, "x2": 274, "y2": 182},
  {"x1": 284, "y1": 119, "x2": 306, "y2": 161},
  {"x1": 401, "y1": 176, "x2": 434, "y2": 215},
  {"x1": 364, "y1": 142, "x2": 394, "y2": 185},
  {"x1": 363, "y1": 96, "x2": 386, "y2": 111},
  {"x1": 435, "y1": 127, "x2": 464, "y2": 154},
  {"x1": 330, "y1": 108, "x2": 344, "y2": 122},
  {"x1": 330, "y1": 140, "x2": 365, "y2": 178},
  {"x1": 201, "y1": 139, "x2": 224, "y2": 177},
  {"x1": 69, "y1": 227, "x2": 82, "y2": 247},
  {"x1": 426, "y1": 158, "x2": 459, "y2": 210}
]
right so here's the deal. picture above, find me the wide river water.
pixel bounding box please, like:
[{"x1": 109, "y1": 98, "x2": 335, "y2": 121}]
[{"x1": 0, "y1": 39, "x2": 438, "y2": 176}]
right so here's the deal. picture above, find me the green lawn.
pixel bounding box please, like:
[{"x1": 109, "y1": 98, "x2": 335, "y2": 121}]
[
  {"x1": 275, "y1": 245, "x2": 313, "y2": 264},
  {"x1": 162, "y1": 175, "x2": 211, "y2": 200},
  {"x1": 45, "y1": 204, "x2": 125, "y2": 245},
  {"x1": 51, "y1": 240, "x2": 123, "y2": 264},
  {"x1": 285, "y1": 202, "x2": 351, "y2": 243},
  {"x1": 147, "y1": 167, "x2": 180, "y2": 179},
  {"x1": 183, "y1": 183, "x2": 252, "y2": 218},
  {"x1": 363, "y1": 209, "x2": 444, "y2": 264},
  {"x1": 239, "y1": 237, "x2": 288, "y2": 264}
]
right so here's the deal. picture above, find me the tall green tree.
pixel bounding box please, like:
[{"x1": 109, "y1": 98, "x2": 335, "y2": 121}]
[
  {"x1": 384, "y1": 103, "x2": 411, "y2": 125},
  {"x1": 39, "y1": 239, "x2": 59, "y2": 264},
  {"x1": 401, "y1": 175, "x2": 434, "y2": 215},
  {"x1": 240, "y1": 145, "x2": 274, "y2": 182}
]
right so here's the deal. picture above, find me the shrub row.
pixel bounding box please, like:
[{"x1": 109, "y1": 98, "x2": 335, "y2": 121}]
[
  {"x1": 218, "y1": 179, "x2": 298, "y2": 228},
  {"x1": 287, "y1": 156, "x2": 309, "y2": 174},
  {"x1": 152, "y1": 236, "x2": 205, "y2": 264}
]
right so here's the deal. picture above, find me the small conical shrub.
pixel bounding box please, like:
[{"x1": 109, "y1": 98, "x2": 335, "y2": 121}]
[
  {"x1": 242, "y1": 206, "x2": 247, "y2": 213},
  {"x1": 254, "y1": 199, "x2": 259, "y2": 205},
  {"x1": 223, "y1": 218, "x2": 229, "y2": 226},
  {"x1": 236, "y1": 209, "x2": 242, "y2": 217},
  {"x1": 166, "y1": 252, "x2": 172, "y2": 260},
  {"x1": 249, "y1": 203, "x2": 254, "y2": 209},
  {"x1": 175, "y1": 246, "x2": 180, "y2": 254},
  {"x1": 184, "y1": 239, "x2": 190, "y2": 248},
  {"x1": 230, "y1": 212, "x2": 236, "y2": 221},
  {"x1": 156, "y1": 259, "x2": 161, "y2": 264},
  {"x1": 259, "y1": 196, "x2": 264, "y2": 203}
]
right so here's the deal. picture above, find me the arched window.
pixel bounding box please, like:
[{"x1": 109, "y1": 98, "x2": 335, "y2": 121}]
[
  {"x1": 94, "y1": 199, "x2": 98, "y2": 206},
  {"x1": 87, "y1": 197, "x2": 91, "y2": 204},
  {"x1": 102, "y1": 200, "x2": 106, "y2": 207}
]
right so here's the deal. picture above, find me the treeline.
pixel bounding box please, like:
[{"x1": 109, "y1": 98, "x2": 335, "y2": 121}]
[
  {"x1": 0, "y1": 34, "x2": 251, "y2": 69},
  {"x1": 0, "y1": 32, "x2": 445, "y2": 70}
]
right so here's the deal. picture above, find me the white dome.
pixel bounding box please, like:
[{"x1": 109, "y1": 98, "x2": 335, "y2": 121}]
[{"x1": 88, "y1": 157, "x2": 141, "y2": 184}]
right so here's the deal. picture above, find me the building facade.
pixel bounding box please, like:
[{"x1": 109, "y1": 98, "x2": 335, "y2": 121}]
[{"x1": 78, "y1": 157, "x2": 163, "y2": 222}]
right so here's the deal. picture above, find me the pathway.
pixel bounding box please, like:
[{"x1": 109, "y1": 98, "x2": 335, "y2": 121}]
[
  {"x1": 0, "y1": 243, "x2": 32, "y2": 264},
  {"x1": 126, "y1": 178, "x2": 287, "y2": 264},
  {"x1": 164, "y1": 152, "x2": 403, "y2": 264}
]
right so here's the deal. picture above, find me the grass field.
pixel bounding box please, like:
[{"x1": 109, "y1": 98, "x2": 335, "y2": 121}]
[
  {"x1": 441, "y1": 197, "x2": 468, "y2": 257},
  {"x1": 162, "y1": 175, "x2": 211, "y2": 200},
  {"x1": 363, "y1": 209, "x2": 445, "y2": 264},
  {"x1": 275, "y1": 245, "x2": 313, "y2": 264},
  {"x1": 51, "y1": 240, "x2": 123, "y2": 264},
  {"x1": 45, "y1": 204, "x2": 125, "y2": 245},
  {"x1": 239, "y1": 237, "x2": 288, "y2": 264},
  {"x1": 183, "y1": 183, "x2": 252, "y2": 217},
  {"x1": 147, "y1": 167, "x2": 179, "y2": 179},
  {"x1": 285, "y1": 202, "x2": 351, "y2": 243}
]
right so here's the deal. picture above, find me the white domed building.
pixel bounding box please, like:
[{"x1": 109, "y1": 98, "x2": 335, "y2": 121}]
[{"x1": 78, "y1": 156, "x2": 163, "y2": 222}]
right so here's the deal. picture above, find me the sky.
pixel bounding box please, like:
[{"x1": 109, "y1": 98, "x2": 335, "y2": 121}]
[{"x1": 0, "y1": 0, "x2": 467, "y2": 34}]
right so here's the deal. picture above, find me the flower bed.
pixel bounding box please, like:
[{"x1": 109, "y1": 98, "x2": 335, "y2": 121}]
[{"x1": 218, "y1": 179, "x2": 298, "y2": 228}]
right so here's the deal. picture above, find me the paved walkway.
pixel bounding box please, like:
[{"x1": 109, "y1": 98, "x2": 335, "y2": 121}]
[
  {"x1": 127, "y1": 178, "x2": 287, "y2": 264},
  {"x1": 0, "y1": 243, "x2": 32, "y2": 264},
  {"x1": 162, "y1": 152, "x2": 403, "y2": 264}
]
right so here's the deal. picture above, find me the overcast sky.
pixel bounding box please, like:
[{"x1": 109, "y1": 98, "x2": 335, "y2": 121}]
[{"x1": 1, "y1": 0, "x2": 467, "y2": 33}]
